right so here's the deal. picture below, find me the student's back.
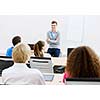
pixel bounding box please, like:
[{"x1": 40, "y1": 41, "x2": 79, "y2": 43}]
[
  {"x1": 63, "y1": 46, "x2": 100, "y2": 83},
  {"x1": 2, "y1": 43, "x2": 45, "y2": 85},
  {"x1": 6, "y1": 36, "x2": 21, "y2": 57},
  {"x1": 2, "y1": 63, "x2": 45, "y2": 85},
  {"x1": 30, "y1": 41, "x2": 53, "y2": 73}
]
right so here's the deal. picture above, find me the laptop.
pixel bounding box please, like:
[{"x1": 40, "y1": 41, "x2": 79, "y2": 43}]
[
  {"x1": 28, "y1": 44, "x2": 34, "y2": 50},
  {"x1": 43, "y1": 74, "x2": 54, "y2": 81},
  {"x1": 67, "y1": 48, "x2": 74, "y2": 57}
]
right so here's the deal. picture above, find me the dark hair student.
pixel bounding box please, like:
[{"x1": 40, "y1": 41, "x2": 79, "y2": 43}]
[{"x1": 6, "y1": 35, "x2": 21, "y2": 57}]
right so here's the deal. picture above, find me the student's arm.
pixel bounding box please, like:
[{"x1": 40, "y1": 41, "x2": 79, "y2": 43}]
[{"x1": 63, "y1": 71, "x2": 70, "y2": 83}]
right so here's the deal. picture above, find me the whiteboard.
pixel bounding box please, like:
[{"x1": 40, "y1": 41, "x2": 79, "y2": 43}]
[
  {"x1": 67, "y1": 16, "x2": 84, "y2": 42},
  {"x1": 83, "y1": 16, "x2": 100, "y2": 55}
]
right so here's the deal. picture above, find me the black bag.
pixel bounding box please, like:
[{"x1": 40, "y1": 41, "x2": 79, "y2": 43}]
[{"x1": 53, "y1": 65, "x2": 65, "y2": 73}]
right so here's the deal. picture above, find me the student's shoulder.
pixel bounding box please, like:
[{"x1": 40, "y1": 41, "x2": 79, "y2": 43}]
[
  {"x1": 2, "y1": 66, "x2": 13, "y2": 74},
  {"x1": 7, "y1": 47, "x2": 13, "y2": 51}
]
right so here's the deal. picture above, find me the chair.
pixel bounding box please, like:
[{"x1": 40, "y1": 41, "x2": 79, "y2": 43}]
[
  {"x1": 0, "y1": 56, "x2": 14, "y2": 76},
  {"x1": 30, "y1": 57, "x2": 53, "y2": 73},
  {"x1": 65, "y1": 78, "x2": 100, "y2": 85}
]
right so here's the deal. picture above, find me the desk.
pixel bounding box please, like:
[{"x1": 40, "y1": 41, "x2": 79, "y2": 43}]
[
  {"x1": 51, "y1": 57, "x2": 67, "y2": 66},
  {"x1": 43, "y1": 73, "x2": 64, "y2": 85},
  {"x1": 0, "y1": 73, "x2": 64, "y2": 85},
  {"x1": 0, "y1": 53, "x2": 67, "y2": 66}
]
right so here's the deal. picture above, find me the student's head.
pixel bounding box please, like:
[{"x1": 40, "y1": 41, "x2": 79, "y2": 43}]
[
  {"x1": 66, "y1": 46, "x2": 100, "y2": 78},
  {"x1": 12, "y1": 43, "x2": 31, "y2": 63},
  {"x1": 51, "y1": 21, "x2": 57, "y2": 31},
  {"x1": 12, "y1": 36, "x2": 21, "y2": 46},
  {"x1": 34, "y1": 41, "x2": 45, "y2": 57}
]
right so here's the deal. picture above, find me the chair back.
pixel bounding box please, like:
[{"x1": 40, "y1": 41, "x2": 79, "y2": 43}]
[
  {"x1": 67, "y1": 48, "x2": 74, "y2": 57},
  {"x1": 0, "y1": 56, "x2": 14, "y2": 76},
  {"x1": 30, "y1": 57, "x2": 53, "y2": 73},
  {"x1": 65, "y1": 78, "x2": 100, "y2": 85}
]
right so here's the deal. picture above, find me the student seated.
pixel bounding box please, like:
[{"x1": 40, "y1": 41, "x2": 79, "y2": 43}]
[
  {"x1": 2, "y1": 43, "x2": 45, "y2": 85},
  {"x1": 32, "y1": 40, "x2": 51, "y2": 57},
  {"x1": 30, "y1": 41, "x2": 53, "y2": 73},
  {"x1": 63, "y1": 46, "x2": 100, "y2": 83},
  {"x1": 6, "y1": 36, "x2": 21, "y2": 57}
]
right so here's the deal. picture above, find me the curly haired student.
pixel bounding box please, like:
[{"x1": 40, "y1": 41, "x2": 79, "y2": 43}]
[{"x1": 63, "y1": 46, "x2": 100, "y2": 83}]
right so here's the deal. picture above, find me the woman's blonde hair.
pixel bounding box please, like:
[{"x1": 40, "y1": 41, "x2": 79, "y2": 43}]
[{"x1": 12, "y1": 43, "x2": 31, "y2": 63}]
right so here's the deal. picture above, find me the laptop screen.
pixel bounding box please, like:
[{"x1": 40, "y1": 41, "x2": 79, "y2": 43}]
[
  {"x1": 67, "y1": 48, "x2": 74, "y2": 57},
  {"x1": 28, "y1": 44, "x2": 34, "y2": 50}
]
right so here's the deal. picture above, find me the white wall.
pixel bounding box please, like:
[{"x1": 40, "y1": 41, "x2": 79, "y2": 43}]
[
  {"x1": 65, "y1": 16, "x2": 84, "y2": 49},
  {"x1": 0, "y1": 15, "x2": 100, "y2": 56},
  {"x1": 0, "y1": 15, "x2": 68, "y2": 55},
  {"x1": 83, "y1": 16, "x2": 100, "y2": 55}
]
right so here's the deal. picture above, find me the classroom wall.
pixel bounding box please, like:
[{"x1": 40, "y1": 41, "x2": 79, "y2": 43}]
[
  {"x1": 0, "y1": 15, "x2": 100, "y2": 56},
  {"x1": 83, "y1": 16, "x2": 100, "y2": 55},
  {"x1": 0, "y1": 15, "x2": 68, "y2": 55}
]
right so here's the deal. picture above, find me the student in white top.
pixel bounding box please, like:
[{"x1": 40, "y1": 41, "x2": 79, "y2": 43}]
[
  {"x1": 32, "y1": 40, "x2": 51, "y2": 57},
  {"x1": 30, "y1": 41, "x2": 53, "y2": 73},
  {"x1": 2, "y1": 43, "x2": 45, "y2": 85}
]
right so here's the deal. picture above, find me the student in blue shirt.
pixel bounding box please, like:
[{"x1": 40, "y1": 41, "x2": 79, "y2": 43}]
[{"x1": 6, "y1": 36, "x2": 21, "y2": 57}]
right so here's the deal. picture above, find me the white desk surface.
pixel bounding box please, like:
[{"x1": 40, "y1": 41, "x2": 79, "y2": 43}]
[
  {"x1": 0, "y1": 73, "x2": 64, "y2": 85},
  {"x1": 51, "y1": 57, "x2": 67, "y2": 66},
  {"x1": 44, "y1": 73, "x2": 64, "y2": 85}
]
